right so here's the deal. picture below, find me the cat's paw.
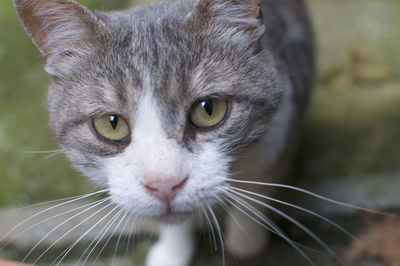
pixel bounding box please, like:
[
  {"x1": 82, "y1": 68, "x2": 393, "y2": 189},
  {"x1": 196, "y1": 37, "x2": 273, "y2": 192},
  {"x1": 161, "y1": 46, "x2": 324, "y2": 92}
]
[
  {"x1": 226, "y1": 227, "x2": 269, "y2": 259},
  {"x1": 225, "y1": 213, "x2": 270, "y2": 259},
  {"x1": 145, "y1": 240, "x2": 192, "y2": 266}
]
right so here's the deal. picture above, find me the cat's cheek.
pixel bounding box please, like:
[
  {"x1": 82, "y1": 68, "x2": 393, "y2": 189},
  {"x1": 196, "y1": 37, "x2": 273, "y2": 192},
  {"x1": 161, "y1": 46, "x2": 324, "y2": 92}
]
[
  {"x1": 102, "y1": 157, "x2": 163, "y2": 216},
  {"x1": 172, "y1": 143, "x2": 232, "y2": 211},
  {"x1": 63, "y1": 149, "x2": 109, "y2": 186}
]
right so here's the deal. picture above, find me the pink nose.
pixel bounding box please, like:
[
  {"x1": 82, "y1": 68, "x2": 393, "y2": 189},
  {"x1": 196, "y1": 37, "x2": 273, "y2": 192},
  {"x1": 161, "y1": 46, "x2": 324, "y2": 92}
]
[{"x1": 143, "y1": 175, "x2": 188, "y2": 203}]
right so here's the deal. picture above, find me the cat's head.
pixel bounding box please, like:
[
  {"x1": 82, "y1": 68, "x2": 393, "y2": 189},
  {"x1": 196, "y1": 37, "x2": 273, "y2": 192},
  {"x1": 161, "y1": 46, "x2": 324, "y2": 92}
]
[{"x1": 15, "y1": 0, "x2": 284, "y2": 221}]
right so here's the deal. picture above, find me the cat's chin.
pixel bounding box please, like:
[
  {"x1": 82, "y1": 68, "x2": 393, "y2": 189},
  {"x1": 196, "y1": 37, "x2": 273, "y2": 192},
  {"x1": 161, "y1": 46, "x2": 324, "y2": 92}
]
[{"x1": 151, "y1": 210, "x2": 192, "y2": 224}]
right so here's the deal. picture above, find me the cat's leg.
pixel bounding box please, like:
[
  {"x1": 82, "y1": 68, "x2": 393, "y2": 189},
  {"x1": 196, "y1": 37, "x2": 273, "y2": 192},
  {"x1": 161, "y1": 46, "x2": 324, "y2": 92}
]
[
  {"x1": 225, "y1": 136, "x2": 291, "y2": 259},
  {"x1": 146, "y1": 220, "x2": 194, "y2": 266},
  {"x1": 225, "y1": 80, "x2": 298, "y2": 259},
  {"x1": 225, "y1": 183, "x2": 273, "y2": 259},
  {"x1": 225, "y1": 149, "x2": 295, "y2": 260}
]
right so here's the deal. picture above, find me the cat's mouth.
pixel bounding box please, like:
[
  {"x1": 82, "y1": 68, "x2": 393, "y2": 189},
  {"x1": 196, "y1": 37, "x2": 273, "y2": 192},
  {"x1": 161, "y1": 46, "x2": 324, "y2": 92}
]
[{"x1": 148, "y1": 195, "x2": 218, "y2": 223}]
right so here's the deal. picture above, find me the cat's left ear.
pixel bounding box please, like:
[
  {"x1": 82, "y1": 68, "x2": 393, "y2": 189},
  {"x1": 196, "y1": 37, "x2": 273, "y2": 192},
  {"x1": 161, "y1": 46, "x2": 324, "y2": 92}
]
[
  {"x1": 189, "y1": 0, "x2": 264, "y2": 40},
  {"x1": 13, "y1": 0, "x2": 104, "y2": 75}
]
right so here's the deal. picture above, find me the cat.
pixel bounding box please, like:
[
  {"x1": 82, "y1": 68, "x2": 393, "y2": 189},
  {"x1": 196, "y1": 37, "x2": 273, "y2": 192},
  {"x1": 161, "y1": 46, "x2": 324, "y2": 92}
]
[{"x1": 13, "y1": 0, "x2": 314, "y2": 265}]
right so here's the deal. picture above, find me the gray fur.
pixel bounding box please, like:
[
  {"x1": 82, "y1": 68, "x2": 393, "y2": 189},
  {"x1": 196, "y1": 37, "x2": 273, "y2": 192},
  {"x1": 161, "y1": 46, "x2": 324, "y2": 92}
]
[
  {"x1": 14, "y1": 0, "x2": 314, "y2": 262},
  {"x1": 14, "y1": 0, "x2": 313, "y2": 159}
]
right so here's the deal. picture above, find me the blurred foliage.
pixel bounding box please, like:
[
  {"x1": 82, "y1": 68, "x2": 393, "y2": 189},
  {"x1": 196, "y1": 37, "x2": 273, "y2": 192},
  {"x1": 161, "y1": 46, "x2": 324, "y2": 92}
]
[
  {"x1": 298, "y1": 0, "x2": 400, "y2": 179},
  {"x1": 0, "y1": 0, "x2": 399, "y2": 206}
]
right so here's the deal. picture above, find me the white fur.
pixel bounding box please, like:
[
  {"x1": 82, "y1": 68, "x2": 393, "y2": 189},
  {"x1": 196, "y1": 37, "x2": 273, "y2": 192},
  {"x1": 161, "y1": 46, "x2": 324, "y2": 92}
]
[
  {"x1": 105, "y1": 91, "x2": 230, "y2": 217},
  {"x1": 146, "y1": 222, "x2": 194, "y2": 266},
  {"x1": 103, "y1": 89, "x2": 232, "y2": 265},
  {"x1": 104, "y1": 78, "x2": 294, "y2": 263}
]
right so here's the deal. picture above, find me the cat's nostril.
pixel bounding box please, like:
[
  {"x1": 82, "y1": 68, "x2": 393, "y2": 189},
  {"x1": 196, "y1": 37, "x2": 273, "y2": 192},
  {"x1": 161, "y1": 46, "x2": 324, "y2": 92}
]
[{"x1": 144, "y1": 176, "x2": 188, "y2": 203}]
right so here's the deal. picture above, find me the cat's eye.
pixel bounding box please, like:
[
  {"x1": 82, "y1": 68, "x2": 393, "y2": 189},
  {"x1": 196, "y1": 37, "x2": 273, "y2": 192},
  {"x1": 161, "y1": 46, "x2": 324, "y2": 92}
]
[
  {"x1": 190, "y1": 99, "x2": 228, "y2": 129},
  {"x1": 92, "y1": 114, "x2": 130, "y2": 142}
]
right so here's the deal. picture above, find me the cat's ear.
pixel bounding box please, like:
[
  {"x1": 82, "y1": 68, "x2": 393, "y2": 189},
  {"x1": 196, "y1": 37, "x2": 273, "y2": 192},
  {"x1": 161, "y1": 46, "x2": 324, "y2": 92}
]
[
  {"x1": 189, "y1": 0, "x2": 264, "y2": 40},
  {"x1": 14, "y1": 0, "x2": 103, "y2": 73}
]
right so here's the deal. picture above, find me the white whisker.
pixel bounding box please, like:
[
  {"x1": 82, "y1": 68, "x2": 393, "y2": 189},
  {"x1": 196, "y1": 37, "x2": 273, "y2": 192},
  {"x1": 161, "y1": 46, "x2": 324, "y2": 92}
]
[
  {"x1": 44, "y1": 150, "x2": 65, "y2": 159},
  {"x1": 223, "y1": 191, "x2": 316, "y2": 265},
  {"x1": 77, "y1": 206, "x2": 121, "y2": 264},
  {"x1": 92, "y1": 209, "x2": 128, "y2": 265},
  {"x1": 124, "y1": 215, "x2": 138, "y2": 257},
  {"x1": 27, "y1": 198, "x2": 111, "y2": 264},
  {"x1": 230, "y1": 189, "x2": 343, "y2": 265},
  {"x1": 222, "y1": 191, "x2": 276, "y2": 235},
  {"x1": 207, "y1": 206, "x2": 225, "y2": 266},
  {"x1": 228, "y1": 192, "x2": 316, "y2": 266},
  {"x1": 113, "y1": 212, "x2": 134, "y2": 263},
  {"x1": 16, "y1": 190, "x2": 105, "y2": 211},
  {"x1": 230, "y1": 186, "x2": 357, "y2": 241},
  {"x1": 0, "y1": 189, "x2": 108, "y2": 250},
  {"x1": 202, "y1": 209, "x2": 217, "y2": 252},
  {"x1": 210, "y1": 190, "x2": 253, "y2": 243},
  {"x1": 16, "y1": 149, "x2": 65, "y2": 159},
  {"x1": 17, "y1": 149, "x2": 65, "y2": 154},
  {"x1": 218, "y1": 187, "x2": 299, "y2": 242},
  {"x1": 227, "y1": 178, "x2": 398, "y2": 217},
  {"x1": 1, "y1": 199, "x2": 105, "y2": 251},
  {"x1": 53, "y1": 204, "x2": 119, "y2": 265}
]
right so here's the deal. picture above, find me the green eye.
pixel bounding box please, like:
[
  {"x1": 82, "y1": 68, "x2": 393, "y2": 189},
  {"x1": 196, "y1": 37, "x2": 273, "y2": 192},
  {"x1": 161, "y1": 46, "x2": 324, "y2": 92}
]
[
  {"x1": 190, "y1": 99, "x2": 228, "y2": 128},
  {"x1": 92, "y1": 114, "x2": 130, "y2": 142}
]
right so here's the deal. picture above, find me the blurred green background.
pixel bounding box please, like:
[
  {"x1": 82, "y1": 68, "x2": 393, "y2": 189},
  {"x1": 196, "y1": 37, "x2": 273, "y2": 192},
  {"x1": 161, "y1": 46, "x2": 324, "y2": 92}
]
[{"x1": 0, "y1": 0, "x2": 399, "y2": 207}]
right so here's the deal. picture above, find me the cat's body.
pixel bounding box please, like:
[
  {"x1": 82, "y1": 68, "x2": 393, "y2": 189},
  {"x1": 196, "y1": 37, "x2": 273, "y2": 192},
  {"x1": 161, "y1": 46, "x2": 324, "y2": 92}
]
[{"x1": 14, "y1": 0, "x2": 314, "y2": 265}]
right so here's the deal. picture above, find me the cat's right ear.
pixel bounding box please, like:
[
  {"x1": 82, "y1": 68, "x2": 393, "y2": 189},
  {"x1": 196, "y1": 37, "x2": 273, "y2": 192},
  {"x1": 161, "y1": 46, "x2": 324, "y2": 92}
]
[
  {"x1": 188, "y1": 0, "x2": 264, "y2": 41},
  {"x1": 13, "y1": 0, "x2": 103, "y2": 74}
]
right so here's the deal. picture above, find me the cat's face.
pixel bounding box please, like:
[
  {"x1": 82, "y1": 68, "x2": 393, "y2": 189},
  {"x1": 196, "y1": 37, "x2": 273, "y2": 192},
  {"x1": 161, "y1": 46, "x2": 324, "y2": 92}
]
[{"x1": 15, "y1": 0, "x2": 283, "y2": 221}]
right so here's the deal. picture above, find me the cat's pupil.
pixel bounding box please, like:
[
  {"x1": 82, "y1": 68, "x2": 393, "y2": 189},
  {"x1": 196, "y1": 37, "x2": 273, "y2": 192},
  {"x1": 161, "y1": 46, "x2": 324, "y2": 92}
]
[
  {"x1": 201, "y1": 100, "x2": 213, "y2": 116},
  {"x1": 109, "y1": 115, "x2": 118, "y2": 130}
]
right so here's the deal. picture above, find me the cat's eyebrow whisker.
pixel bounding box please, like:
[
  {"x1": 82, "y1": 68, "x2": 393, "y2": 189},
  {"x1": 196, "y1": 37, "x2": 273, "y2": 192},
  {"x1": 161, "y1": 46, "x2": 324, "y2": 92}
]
[
  {"x1": 227, "y1": 178, "x2": 398, "y2": 217},
  {"x1": 229, "y1": 189, "x2": 344, "y2": 265},
  {"x1": 207, "y1": 206, "x2": 225, "y2": 266},
  {"x1": 0, "y1": 189, "x2": 109, "y2": 249},
  {"x1": 0, "y1": 198, "x2": 106, "y2": 251},
  {"x1": 53, "y1": 204, "x2": 120, "y2": 265},
  {"x1": 230, "y1": 186, "x2": 358, "y2": 242},
  {"x1": 221, "y1": 189, "x2": 317, "y2": 265},
  {"x1": 92, "y1": 209, "x2": 128, "y2": 265},
  {"x1": 27, "y1": 198, "x2": 112, "y2": 264},
  {"x1": 17, "y1": 149, "x2": 65, "y2": 159},
  {"x1": 44, "y1": 150, "x2": 66, "y2": 159},
  {"x1": 17, "y1": 149, "x2": 65, "y2": 154}
]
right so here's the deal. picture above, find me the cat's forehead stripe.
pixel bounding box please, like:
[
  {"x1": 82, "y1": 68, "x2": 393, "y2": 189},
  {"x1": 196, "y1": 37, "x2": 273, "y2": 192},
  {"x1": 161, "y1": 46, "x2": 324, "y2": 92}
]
[{"x1": 112, "y1": 75, "x2": 128, "y2": 107}]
